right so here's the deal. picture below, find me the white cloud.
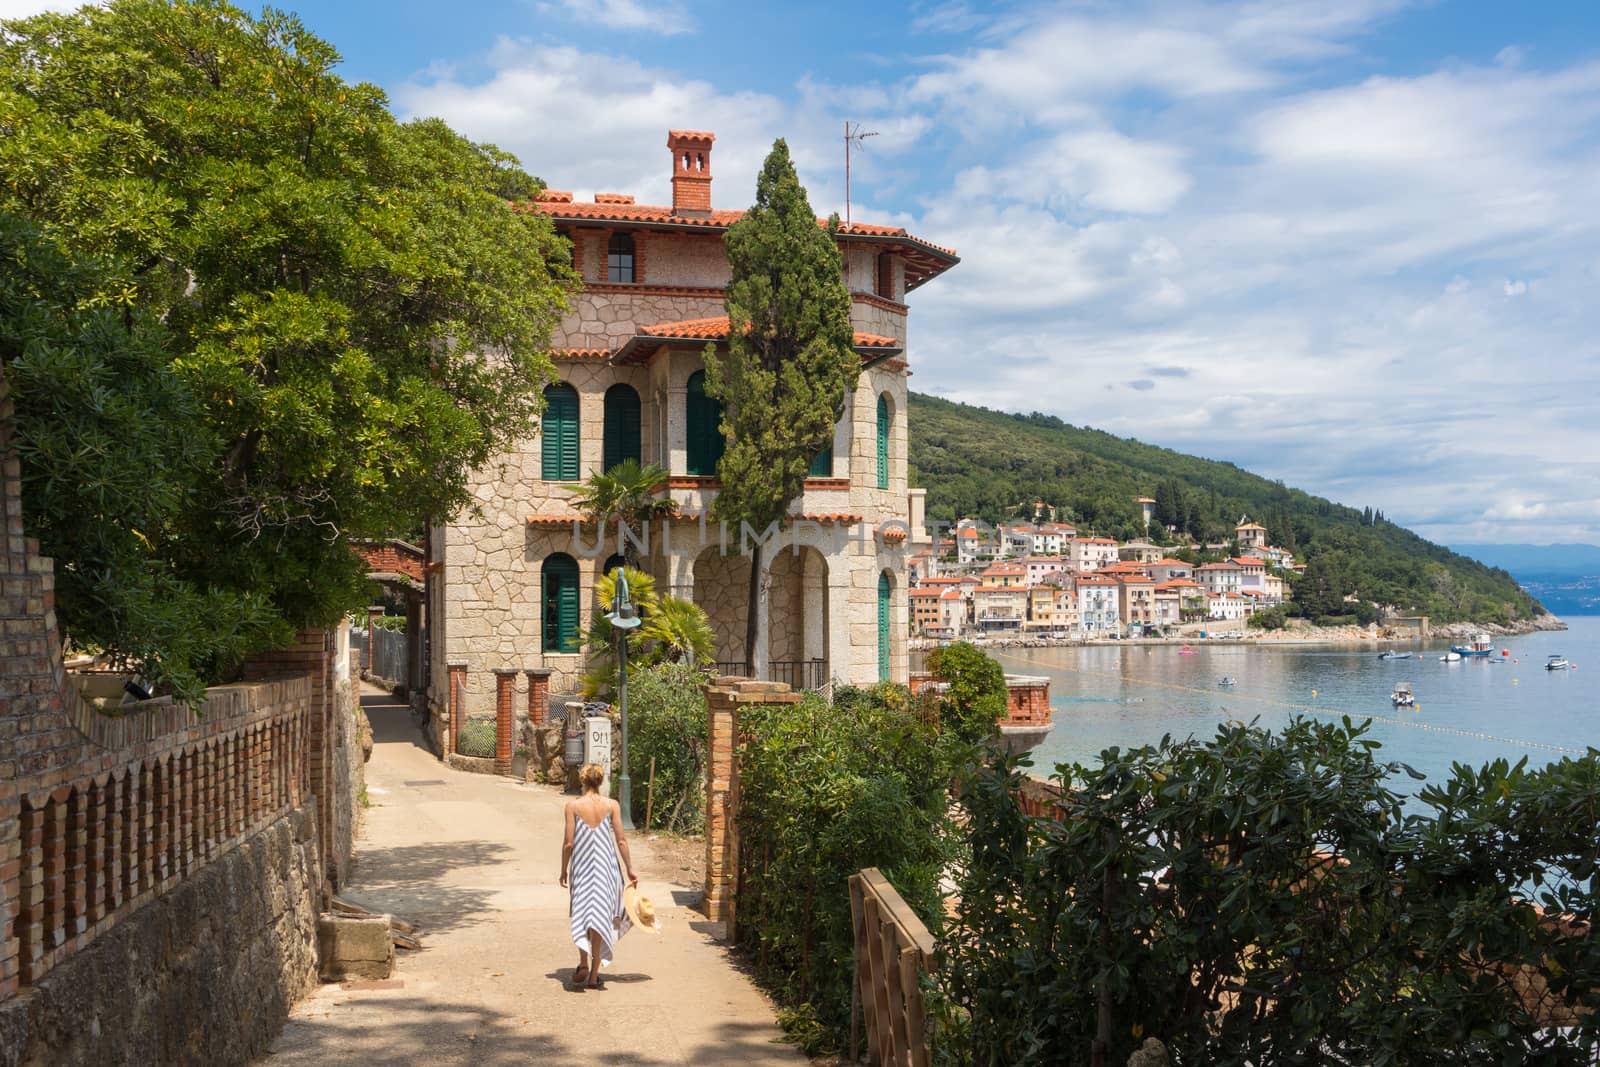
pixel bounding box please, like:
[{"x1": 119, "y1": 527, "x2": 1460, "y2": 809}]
[
  {"x1": 534, "y1": 0, "x2": 693, "y2": 36},
  {"x1": 0, "y1": 0, "x2": 86, "y2": 18}
]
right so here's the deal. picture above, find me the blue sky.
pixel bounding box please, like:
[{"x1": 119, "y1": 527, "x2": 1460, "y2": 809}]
[{"x1": 7, "y1": 0, "x2": 1600, "y2": 547}]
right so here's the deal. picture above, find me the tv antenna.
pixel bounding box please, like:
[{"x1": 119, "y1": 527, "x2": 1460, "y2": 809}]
[{"x1": 844, "y1": 121, "x2": 878, "y2": 229}]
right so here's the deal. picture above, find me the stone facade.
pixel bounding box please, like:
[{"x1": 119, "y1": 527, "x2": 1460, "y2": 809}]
[{"x1": 430, "y1": 128, "x2": 956, "y2": 720}]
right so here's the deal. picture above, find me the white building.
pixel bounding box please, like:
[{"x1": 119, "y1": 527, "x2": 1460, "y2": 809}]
[{"x1": 1077, "y1": 575, "x2": 1121, "y2": 635}]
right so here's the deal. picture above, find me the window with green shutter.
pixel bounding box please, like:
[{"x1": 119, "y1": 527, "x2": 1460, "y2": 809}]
[
  {"x1": 876, "y1": 393, "x2": 890, "y2": 489},
  {"x1": 686, "y1": 370, "x2": 725, "y2": 476},
  {"x1": 542, "y1": 553, "x2": 580, "y2": 653},
  {"x1": 808, "y1": 437, "x2": 832, "y2": 478},
  {"x1": 878, "y1": 570, "x2": 891, "y2": 681},
  {"x1": 602, "y1": 384, "x2": 641, "y2": 472},
  {"x1": 541, "y1": 383, "x2": 580, "y2": 481}
]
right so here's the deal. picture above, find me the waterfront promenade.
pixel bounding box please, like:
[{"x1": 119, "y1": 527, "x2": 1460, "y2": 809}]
[{"x1": 262, "y1": 686, "x2": 802, "y2": 1066}]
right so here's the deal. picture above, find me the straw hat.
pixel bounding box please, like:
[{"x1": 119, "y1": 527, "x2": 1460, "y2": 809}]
[{"x1": 623, "y1": 885, "x2": 660, "y2": 934}]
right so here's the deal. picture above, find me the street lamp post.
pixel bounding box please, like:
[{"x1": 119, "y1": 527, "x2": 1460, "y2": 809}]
[{"x1": 606, "y1": 568, "x2": 641, "y2": 830}]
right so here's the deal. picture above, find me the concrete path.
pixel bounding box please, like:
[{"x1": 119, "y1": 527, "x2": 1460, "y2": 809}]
[{"x1": 263, "y1": 687, "x2": 804, "y2": 1066}]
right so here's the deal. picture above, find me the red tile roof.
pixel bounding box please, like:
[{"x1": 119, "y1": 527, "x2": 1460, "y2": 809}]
[
  {"x1": 552, "y1": 347, "x2": 612, "y2": 361},
  {"x1": 521, "y1": 199, "x2": 958, "y2": 290},
  {"x1": 615, "y1": 316, "x2": 901, "y2": 364}
]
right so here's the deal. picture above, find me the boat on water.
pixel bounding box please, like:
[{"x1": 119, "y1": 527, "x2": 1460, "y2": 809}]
[
  {"x1": 1450, "y1": 633, "x2": 1495, "y2": 657},
  {"x1": 1218, "y1": 676, "x2": 1236, "y2": 687},
  {"x1": 1178, "y1": 645, "x2": 1197, "y2": 656},
  {"x1": 1440, "y1": 651, "x2": 1462, "y2": 662},
  {"x1": 1545, "y1": 655, "x2": 1571, "y2": 671},
  {"x1": 1392, "y1": 682, "x2": 1416, "y2": 708},
  {"x1": 1378, "y1": 651, "x2": 1413, "y2": 660}
]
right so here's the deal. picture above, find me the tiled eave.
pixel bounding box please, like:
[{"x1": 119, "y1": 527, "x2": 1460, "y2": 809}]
[{"x1": 613, "y1": 316, "x2": 903, "y2": 365}]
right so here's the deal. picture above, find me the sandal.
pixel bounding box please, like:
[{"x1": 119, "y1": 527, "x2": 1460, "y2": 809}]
[{"x1": 573, "y1": 963, "x2": 589, "y2": 985}]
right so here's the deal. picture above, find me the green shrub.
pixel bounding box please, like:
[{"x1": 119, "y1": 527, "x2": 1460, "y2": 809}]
[
  {"x1": 1315, "y1": 613, "x2": 1358, "y2": 626},
  {"x1": 1247, "y1": 605, "x2": 1287, "y2": 630},
  {"x1": 736, "y1": 687, "x2": 970, "y2": 1055},
  {"x1": 926, "y1": 641, "x2": 1007, "y2": 744},
  {"x1": 938, "y1": 720, "x2": 1600, "y2": 1065},
  {"x1": 624, "y1": 662, "x2": 713, "y2": 833},
  {"x1": 456, "y1": 718, "x2": 496, "y2": 758}
]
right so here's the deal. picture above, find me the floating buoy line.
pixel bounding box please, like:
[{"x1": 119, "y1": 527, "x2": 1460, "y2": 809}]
[{"x1": 990, "y1": 650, "x2": 1593, "y2": 758}]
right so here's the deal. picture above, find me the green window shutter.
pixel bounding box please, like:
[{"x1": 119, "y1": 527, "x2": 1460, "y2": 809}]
[
  {"x1": 808, "y1": 438, "x2": 832, "y2": 478},
  {"x1": 878, "y1": 571, "x2": 891, "y2": 681},
  {"x1": 603, "y1": 385, "x2": 641, "y2": 472},
  {"x1": 876, "y1": 394, "x2": 890, "y2": 489},
  {"x1": 543, "y1": 554, "x2": 580, "y2": 653},
  {"x1": 542, "y1": 384, "x2": 579, "y2": 481},
  {"x1": 686, "y1": 371, "x2": 725, "y2": 476}
]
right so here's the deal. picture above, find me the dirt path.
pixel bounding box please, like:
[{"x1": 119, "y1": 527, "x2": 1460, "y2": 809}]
[{"x1": 261, "y1": 686, "x2": 803, "y2": 1066}]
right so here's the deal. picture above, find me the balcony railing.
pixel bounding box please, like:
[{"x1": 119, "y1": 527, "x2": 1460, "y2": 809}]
[{"x1": 713, "y1": 658, "x2": 828, "y2": 691}]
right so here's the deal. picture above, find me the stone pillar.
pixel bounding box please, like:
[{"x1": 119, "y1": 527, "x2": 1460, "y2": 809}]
[
  {"x1": 750, "y1": 553, "x2": 771, "y2": 681},
  {"x1": 492, "y1": 669, "x2": 518, "y2": 776},
  {"x1": 446, "y1": 661, "x2": 467, "y2": 756},
  {"x1": 702, "y1": 678, "x2": 802, "y2": 937},
  {"x1": 523, "y1": 668, "x2": 552, "y2": 727},
  {"x1": 404, "y1": 596, "x2": 423, "y2": 697},
  {"x1": 365, "y1": 605, "x2": 383, "y2": 674}
]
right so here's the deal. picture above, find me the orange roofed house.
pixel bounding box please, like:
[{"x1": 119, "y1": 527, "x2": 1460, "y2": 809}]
[{"x1": 428, "y1": 130, "x2": 959, "y2": 723}]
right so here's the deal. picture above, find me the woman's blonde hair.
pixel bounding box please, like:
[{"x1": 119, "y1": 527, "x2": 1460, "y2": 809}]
[{"x1": 579, "y1": 763, "x2": 606, "y2": 791}]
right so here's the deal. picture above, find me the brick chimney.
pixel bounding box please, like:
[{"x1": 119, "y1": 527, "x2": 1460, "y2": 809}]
[{"x1": 668, "y1": 129, "x2": 715, "y2": 217}]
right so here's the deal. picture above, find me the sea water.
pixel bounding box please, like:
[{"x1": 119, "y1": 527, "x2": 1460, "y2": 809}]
[{"x1": 991, "y1": 616, "x2": 1600, "y2": 793}]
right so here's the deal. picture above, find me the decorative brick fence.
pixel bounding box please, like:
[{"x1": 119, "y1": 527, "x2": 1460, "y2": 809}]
[
  {"x1": 0, "y1": 375, "x2": 358, "y2": 1064},
  {"x1": 702, "y1": 678, "x2": 801, "y2": 933}
]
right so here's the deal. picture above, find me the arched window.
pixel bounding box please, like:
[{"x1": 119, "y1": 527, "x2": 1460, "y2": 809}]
[
  {"x1": 542, "y1": 553, "x2": 580, "y2": 653},
  {"x1": 607, "y1": 232, "x2": 635, "y2": 283},
  {"x1": 541, "y1": 383, "x2": 579, "y2": 481},
  {"x1": 685, "y1": 370, "x2": 725, "y2": 476},
  {"x1": 877, "y1": 571, "x2": 892, "y2": 681},
  {"x1": 602, "y1": 384, "x2": 641, "y2": 472},
  {"x1": 601, "y1": 553, "x2": 627, "y2": 580},
  {"x1": 876, "y1": 393, "x2": 890, "y2": 490}
]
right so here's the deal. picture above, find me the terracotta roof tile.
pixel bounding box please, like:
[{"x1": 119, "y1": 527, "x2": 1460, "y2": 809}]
[
  {"x1": 552, "y1": 347, "x2": 612, "y2": 360},
  {"x1": 637, "y1": 315, "x2": 900, "y2": 350}
]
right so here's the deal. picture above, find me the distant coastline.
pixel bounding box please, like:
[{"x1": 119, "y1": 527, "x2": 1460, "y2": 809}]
[{"x1": 916, "y1": 614, "x2": 1567, "y2": 654}]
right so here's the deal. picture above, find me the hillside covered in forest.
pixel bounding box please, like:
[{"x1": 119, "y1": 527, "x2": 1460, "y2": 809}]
[{"x1": 908, "y1": 393, "x2": 1546, "y2": 626}]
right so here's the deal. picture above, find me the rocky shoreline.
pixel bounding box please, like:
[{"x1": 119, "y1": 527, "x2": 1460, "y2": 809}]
[{"x1": 915, "y1": 614, "x2": 1567, "y2": 654}]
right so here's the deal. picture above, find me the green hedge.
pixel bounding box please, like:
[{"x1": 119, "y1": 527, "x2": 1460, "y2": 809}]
[
  {"x1": 455, "y1": 718, "x2": 496, "y2": 758},
  {"x1": 624, "y1": 662, "x2": 713, "y2": 833},
  {"x1": 735, "y1": 684, "x2": 977, "y2": 1055},
  {"x1": 937, "y1": 719, "x2": 1600, "y2": 1065}
]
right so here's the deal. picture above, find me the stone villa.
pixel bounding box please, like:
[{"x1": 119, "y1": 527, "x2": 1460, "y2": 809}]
[{"x1": 428, "y1": 130, "x2": 959, "y2": 720}]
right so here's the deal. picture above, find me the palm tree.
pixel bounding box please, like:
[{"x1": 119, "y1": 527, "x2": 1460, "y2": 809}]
[
  {"x1": 639, "y1": 596, "x2": 716, "y2": 668},
  {"x1": 565, "y1": 460, "x2": 676, "y2": 568}
]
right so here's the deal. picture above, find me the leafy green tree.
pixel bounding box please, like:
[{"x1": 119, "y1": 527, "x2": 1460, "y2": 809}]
[
  {"x1": 565, "y1": 459, "x2": 676, "y2": 568},
  {"x1": 1, "y1": 212, "x2": 281, "y2": 701},
  {"x1": 704, "y1": 138, "x2": 856, "y2": 676},
  {"x1": 0, "y1": 0, "x2": 574, "y2": 689}
]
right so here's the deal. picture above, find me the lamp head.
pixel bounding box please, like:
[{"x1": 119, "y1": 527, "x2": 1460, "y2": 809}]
[{"x1": 607, "y1": 567, "x2": 642, "y2": 630}]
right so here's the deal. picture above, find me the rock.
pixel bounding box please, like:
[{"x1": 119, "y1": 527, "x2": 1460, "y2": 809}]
[
  {"x1": 317, "y1": 914, "x2": 394, "y2": 981},
  {"x1": 355, "y1": 705, "x2": 374, "y2": 763},
  {"x1": 545, "y1": 756, "x2": 566, "y2": 786},
  {"x1": 1127, "y1": 1037, "x2": 1169, "y2": 1066}
]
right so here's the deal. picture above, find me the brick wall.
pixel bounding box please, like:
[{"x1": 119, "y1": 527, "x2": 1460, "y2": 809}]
[
  {"x1": 0, "y1": 372, "x2": 357, "y2": 1060},
  {"x1": 1003, "y1": 678, "x2": 1052, "y2": 727},
  {"x1": 702, "y1": 678, "x2": 801, "y2": 933}
]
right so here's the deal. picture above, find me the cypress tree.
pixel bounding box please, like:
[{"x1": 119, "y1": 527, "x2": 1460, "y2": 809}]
[{"x1": 705, "y1": 139, "x2": 857, "y2": 676}]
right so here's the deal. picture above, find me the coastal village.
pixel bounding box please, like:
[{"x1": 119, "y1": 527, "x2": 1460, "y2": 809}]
[{"x1": 907, "y1": 508, "x2": 1299, "y2": 643}]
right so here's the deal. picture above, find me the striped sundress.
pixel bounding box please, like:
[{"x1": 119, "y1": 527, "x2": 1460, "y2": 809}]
[{"x1": 568, "y1": 813, "x2": 631, "y2": 967}]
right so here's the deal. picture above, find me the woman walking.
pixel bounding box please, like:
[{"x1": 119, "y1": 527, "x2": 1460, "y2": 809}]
[{"x1": 559, "y1": 763, "x2": 638, "y2": 989}]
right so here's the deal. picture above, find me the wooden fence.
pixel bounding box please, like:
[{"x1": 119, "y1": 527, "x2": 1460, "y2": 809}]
[{"x1": 849, "y1": 867, "x2": 935, "y2": 1067}]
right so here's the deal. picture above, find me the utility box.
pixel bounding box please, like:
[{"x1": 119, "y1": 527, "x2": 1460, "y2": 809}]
[{"x1": 584, "y1": 713, "x2": 613, "y2": 796}]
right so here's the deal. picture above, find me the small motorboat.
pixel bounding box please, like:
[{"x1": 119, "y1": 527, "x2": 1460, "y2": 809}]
[
  {"x1": 1178, "y1": 645, "x2": 1197, "y2": 656},
  {"x1": 1545, "y1": 655, "x2": 1571, "y2": 671},
  {"x1": 1450, "y1": 633, "x2": 1495, "y2": 657},
  {"x1": 1440, "y1": 651, "x2": 1462, "y2": 662},
  {"x1": 1392, "y1": 682, "x2": 1416, "y2": 707},
  {"x1": 1218, "y1": 676, "x2": 1236, "y2": 687},
  {"x1": 1378, "y1": 651, "x2": 1413, "y2": 660}
]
